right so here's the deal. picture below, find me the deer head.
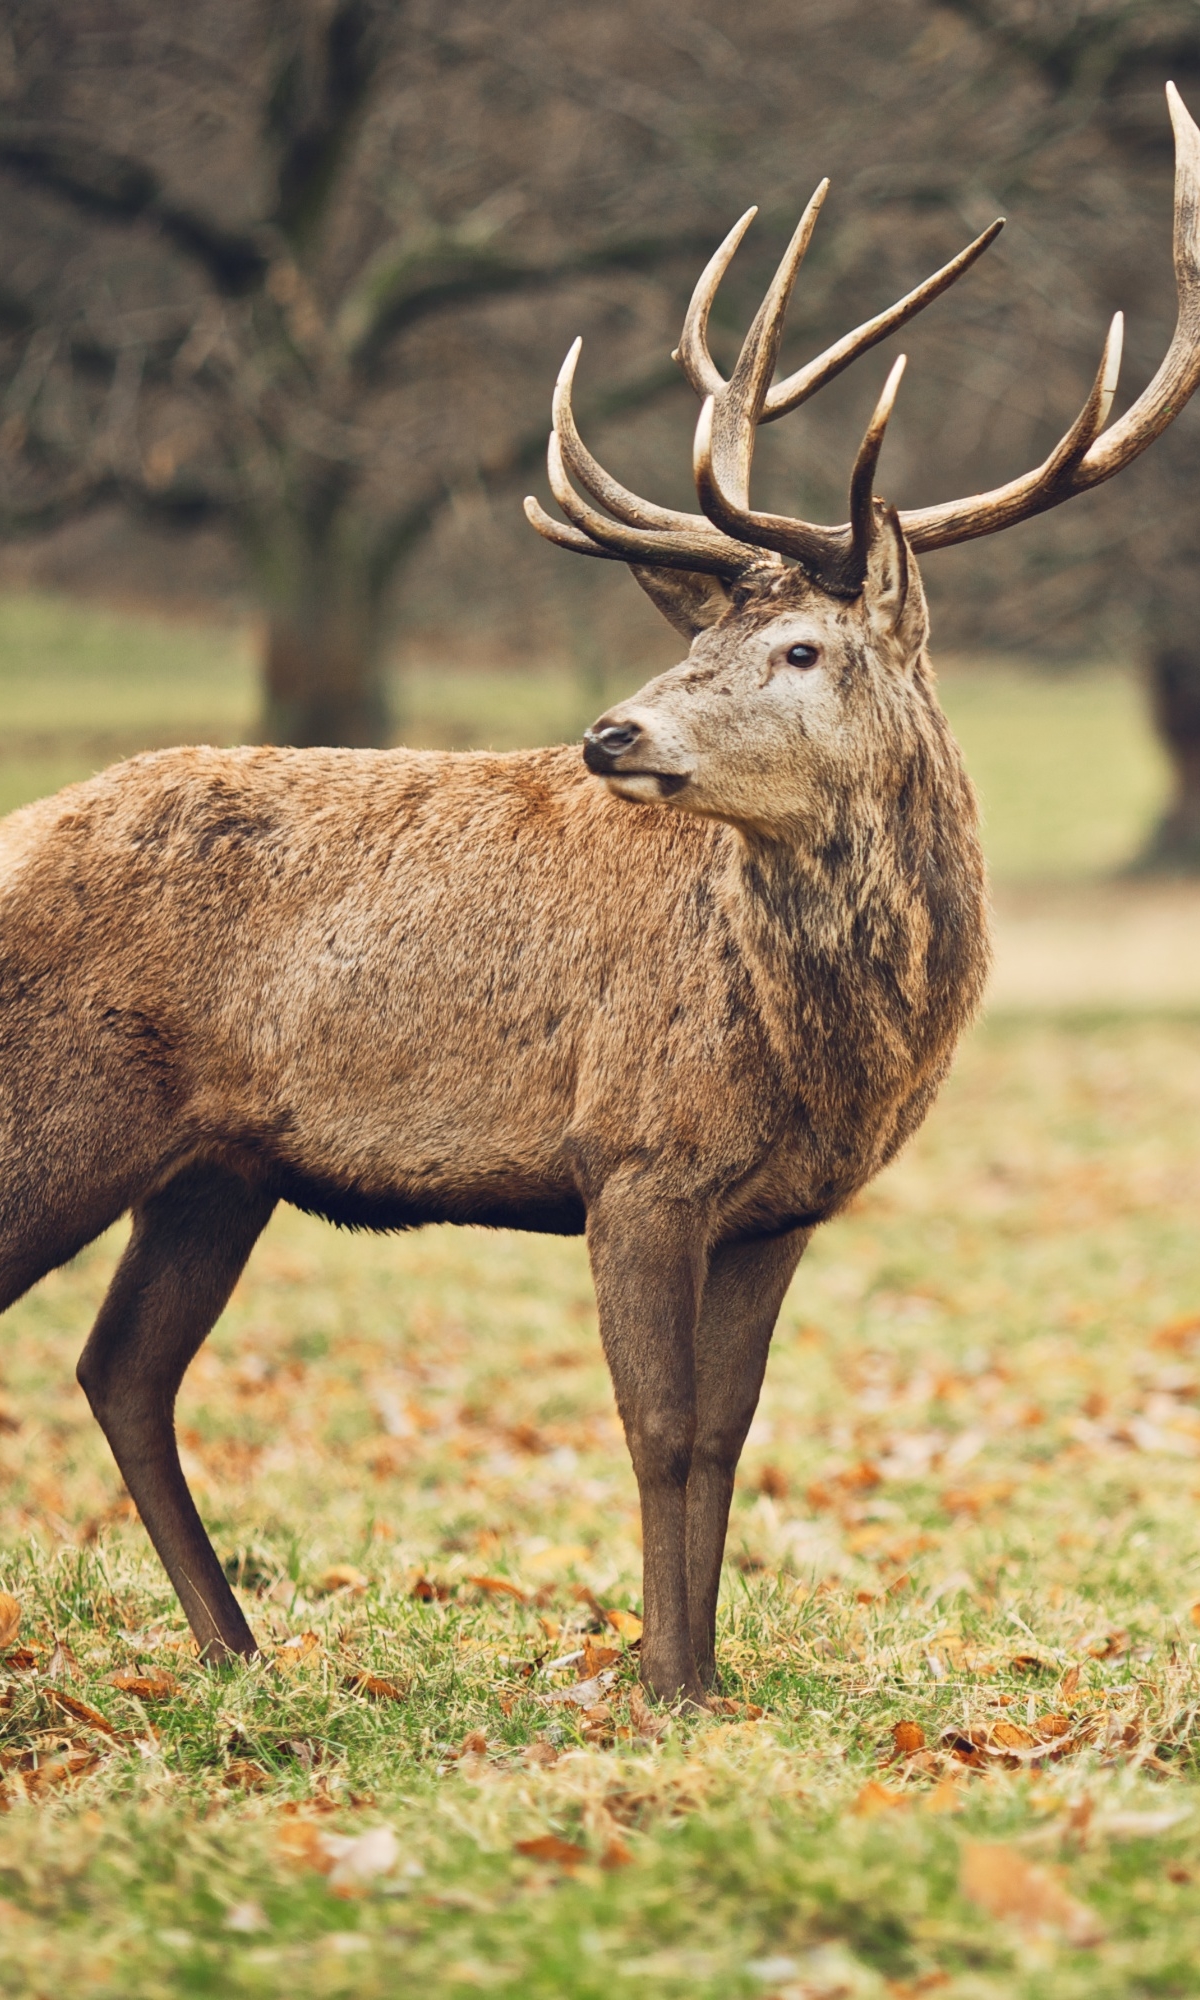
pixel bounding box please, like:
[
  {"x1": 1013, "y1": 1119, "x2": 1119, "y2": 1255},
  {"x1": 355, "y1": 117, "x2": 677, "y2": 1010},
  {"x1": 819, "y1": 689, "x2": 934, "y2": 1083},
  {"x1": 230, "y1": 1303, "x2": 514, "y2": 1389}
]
[{"x1": 527, "y1": 83, "x2": 1200, "y2": 834}]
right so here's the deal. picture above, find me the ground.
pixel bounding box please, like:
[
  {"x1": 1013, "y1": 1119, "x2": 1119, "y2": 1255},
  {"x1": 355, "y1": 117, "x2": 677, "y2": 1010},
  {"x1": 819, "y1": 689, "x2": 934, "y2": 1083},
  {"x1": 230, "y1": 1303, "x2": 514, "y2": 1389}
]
[{"x1": 2, "y1": 597, "x2": 1200, "y2": 1997}]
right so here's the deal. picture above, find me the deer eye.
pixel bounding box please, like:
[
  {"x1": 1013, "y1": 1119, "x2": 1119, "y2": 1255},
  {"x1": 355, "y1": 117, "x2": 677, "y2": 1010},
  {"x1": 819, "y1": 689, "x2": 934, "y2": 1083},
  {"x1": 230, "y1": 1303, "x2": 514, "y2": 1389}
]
[{"x1": 784, "y1": 642, "x2": 820, "y2": 668}]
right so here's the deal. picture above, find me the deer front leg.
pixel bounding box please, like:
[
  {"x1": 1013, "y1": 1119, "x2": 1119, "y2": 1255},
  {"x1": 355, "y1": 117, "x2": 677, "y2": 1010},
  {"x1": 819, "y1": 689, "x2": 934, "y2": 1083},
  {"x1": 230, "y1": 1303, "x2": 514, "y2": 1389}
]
[
  {"x1": 586, "y1": 1187, "x2": 707, "y2": 1705},
  {"x1": 686, "y1": 1229, "x2": 810, "y2": 1688},
  {"x1": 76, "y1": 1163, "x2": 276, "y2": 1662}
]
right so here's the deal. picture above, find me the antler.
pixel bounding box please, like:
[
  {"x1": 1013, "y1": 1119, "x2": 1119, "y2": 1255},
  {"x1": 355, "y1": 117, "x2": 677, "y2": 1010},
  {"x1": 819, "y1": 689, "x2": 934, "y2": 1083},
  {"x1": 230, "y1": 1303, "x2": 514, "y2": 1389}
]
[{"x1": 526, "y1": 83, "x2": 1200, "y2": 595}]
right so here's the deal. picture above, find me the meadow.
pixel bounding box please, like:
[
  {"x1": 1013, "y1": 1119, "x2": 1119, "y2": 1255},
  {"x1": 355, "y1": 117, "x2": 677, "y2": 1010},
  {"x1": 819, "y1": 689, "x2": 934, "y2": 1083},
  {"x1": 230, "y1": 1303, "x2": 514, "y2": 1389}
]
[{"x1": 2, "y1": 594, "x2": 1199, "y2": 1999}]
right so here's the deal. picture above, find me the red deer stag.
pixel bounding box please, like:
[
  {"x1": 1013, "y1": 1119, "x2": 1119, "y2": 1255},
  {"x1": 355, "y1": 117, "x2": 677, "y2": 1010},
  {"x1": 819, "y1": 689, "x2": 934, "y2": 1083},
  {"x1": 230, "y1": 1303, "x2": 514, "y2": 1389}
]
[{"x1": 2, "y1": 88, "x2": 1199, "y2": 1705}]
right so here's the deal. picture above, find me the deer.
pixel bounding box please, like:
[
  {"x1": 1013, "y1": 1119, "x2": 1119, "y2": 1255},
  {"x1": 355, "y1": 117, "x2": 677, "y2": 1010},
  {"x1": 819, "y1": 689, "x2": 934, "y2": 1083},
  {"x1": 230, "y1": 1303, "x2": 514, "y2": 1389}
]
[{"x1": 1, "y1": 87, "x2": 1199, "y2": 1708}]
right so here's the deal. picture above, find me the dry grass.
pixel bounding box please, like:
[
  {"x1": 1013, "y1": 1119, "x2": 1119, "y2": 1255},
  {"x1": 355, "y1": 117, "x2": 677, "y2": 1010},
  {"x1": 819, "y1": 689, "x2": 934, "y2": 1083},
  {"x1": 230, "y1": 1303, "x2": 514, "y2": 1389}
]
[{"x1": 4, "y1": 1018, "x2": 1200, "y2": 1996}]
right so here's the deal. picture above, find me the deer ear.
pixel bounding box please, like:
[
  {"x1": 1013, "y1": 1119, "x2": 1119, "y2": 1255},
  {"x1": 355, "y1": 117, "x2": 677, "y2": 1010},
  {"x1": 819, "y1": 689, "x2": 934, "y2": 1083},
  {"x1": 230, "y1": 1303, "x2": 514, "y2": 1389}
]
[
  {"x1": 863, "y1": 503, "x2": 927, "y2": 654},
  {"x1": 629, "y1": 564, "x2": 733, "y2": 639}
]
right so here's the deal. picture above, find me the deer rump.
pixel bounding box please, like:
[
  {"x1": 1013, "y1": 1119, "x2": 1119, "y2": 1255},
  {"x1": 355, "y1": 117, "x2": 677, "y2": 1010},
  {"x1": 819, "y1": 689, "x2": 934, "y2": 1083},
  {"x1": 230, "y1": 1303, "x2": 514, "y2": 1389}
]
[{"x1": 2, "y1": 83, "x2": 1200, "y2": 1707}]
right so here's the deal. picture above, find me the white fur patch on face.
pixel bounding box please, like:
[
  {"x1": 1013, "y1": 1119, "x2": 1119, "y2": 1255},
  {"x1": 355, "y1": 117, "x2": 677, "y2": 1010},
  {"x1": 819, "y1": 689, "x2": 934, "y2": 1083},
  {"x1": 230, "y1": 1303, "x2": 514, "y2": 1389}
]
[{"x1": 604, "y1": 772, "x2": 688, "y2": 804}]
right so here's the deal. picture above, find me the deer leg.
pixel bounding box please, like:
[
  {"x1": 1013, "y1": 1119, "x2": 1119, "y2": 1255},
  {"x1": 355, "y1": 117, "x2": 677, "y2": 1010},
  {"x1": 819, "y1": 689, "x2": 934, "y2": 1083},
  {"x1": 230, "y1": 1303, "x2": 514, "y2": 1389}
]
[
  {"x1": 686, "y1": 1230, "x2": 809, "y2": 1688},
  {"x1": 586, "y1": 1189, "x2": 707, "y2": 1705},
  {"x1": 76, "y1": 1163, "x2": 276, "y2": 1662}
]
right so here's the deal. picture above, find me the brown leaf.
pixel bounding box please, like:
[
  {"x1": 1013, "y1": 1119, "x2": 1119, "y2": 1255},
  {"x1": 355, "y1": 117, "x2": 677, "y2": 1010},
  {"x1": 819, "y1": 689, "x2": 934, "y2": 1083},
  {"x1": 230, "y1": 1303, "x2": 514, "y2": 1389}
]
[
  {"x1": 1010, "y1": 1654, "x2": 1052, "y2": 1676},
  {"x1": 941, "y1": 1481, "x2": 1014, "y2": 1517},
  {"x1": 0, "y1": 1593, "x2": 19, "y2": 1652},
  {"x1": 581, "y1": 1638, "x2": 620, "y2": 1677},
  {"x1": 893, "y1": 1720, "x2": 926, "y2": 1757},
  {"x1": 1060, "y1": 1664, "x2": 1081, "y2": 1701},
  {"x1": 1087, "y1": 1629, "x2": 1130, "y2": 1660},
  {"x1": 108, "y1": 1668, "x2": 181, "y2": 1700},
  {"x1": 345, "y1": 1672, "x2": 407, "y2": 1703},
  {"x1": 313, "y1": 1564, "x2": 369, "y2": 1596},
  {"x1": 754, "y1": 1464, "x2": 790, "y2": 1500},
  {"x1": 224, "y1": 1758, "x2": 271, "y2": 1791},
  {"x1": 961, "y1": 1841, "x2": 1104, "y2": 1946},
  {"x1": 852, "y1": 1781, "x2": 908, "y2": 1817},
  {"x1": 514, "y1": 1833, "x2": 588, "y2": 1868},
  {"x1": 467, "y1": 1575, "x2": 528, "y2": 1604},
  {"x1": 410, "y1": 1574, "x2": 451, "y2": 1602},
  {"x1": 922, "y1": 1775, "x2": 963, "y2": 1814},
  {"x1": 47, "y1": 1691, "x2": 121, "y2": 1739},
  {"x1": 457, "y1": 1730, "x2": 489, "y2": 1757},
  {"x1": 990, "y1": 1720, "x2": 1038, "y2": 1751},
  {"x1": 601, "y1": 1836, "x2": 633, "y2": 1868},
  {"x1": 277, "y1": 1817, "x2": 334, "y2": 1868},
  {"x1": 1036, "y1": 1714, "x2": 1073, "y2": 1741},
  {"x1": 628, "y1": 1685, "x2": 669, "y2": 1741}
]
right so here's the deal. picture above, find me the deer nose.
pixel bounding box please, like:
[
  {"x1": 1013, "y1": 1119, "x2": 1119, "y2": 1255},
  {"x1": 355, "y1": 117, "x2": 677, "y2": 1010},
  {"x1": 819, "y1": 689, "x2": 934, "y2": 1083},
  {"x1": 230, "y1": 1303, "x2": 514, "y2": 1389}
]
[{"x1": 583, "y1": 718, "x2": 643, "y2": 773}]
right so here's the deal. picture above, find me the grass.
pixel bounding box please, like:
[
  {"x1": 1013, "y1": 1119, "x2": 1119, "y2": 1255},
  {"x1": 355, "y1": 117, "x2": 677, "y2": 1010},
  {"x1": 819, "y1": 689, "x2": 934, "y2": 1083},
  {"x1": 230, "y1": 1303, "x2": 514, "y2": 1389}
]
[{"x1": 1, "y1": 590, "x2": 1198, "y2": 1996}]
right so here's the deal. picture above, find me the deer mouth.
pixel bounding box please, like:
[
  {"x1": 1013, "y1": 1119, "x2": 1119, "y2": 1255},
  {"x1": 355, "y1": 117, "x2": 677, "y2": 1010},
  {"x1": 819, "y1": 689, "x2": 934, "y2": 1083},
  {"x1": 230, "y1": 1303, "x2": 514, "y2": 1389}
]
[{"x1": 603, "y1": 769, "x2": 691, "y2": 801}]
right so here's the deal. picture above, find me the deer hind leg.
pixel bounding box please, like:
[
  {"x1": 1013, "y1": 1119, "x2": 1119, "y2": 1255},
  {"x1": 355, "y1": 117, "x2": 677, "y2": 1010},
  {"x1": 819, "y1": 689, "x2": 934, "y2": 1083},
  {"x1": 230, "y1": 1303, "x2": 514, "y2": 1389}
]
[
  {"x1": 76, "y1": 1162, "x2": 276, "y2": 1662},
  {"x1": 586, "y1": 1185, "x2": 707, "y2": 1705},
  {"x1": 685, "y1": 1230, "x2": 809, "y2": 1689}
]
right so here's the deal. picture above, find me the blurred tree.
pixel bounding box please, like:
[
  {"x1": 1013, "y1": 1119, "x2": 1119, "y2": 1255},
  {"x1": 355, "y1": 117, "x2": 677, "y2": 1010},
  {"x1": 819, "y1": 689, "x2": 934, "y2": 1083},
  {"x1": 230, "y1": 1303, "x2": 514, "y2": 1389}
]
[{"x1": 0, "y1": 0, "x2": 1198, "y2": 801}]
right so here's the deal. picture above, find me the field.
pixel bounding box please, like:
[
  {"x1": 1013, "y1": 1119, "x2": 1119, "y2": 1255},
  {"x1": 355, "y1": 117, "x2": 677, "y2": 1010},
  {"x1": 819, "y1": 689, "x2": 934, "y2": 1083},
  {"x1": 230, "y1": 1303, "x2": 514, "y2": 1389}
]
[{"x1": 3, "y1": 594, "x2": 1200, "y2": 1998}]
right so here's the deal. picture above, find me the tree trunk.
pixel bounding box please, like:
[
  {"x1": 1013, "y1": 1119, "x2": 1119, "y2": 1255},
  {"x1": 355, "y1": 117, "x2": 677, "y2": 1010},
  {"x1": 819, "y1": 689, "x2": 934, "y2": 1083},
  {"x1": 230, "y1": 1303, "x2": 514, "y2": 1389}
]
[
  {"x1": 246, "y1": 508, "x2": 392, "y2": 749},
  {"x1": 1137, "y1": 642, "x2": 1200, "y2": 873},
  {"x1": 261, "y1": 604, "x2": 390, "y2": 748}
]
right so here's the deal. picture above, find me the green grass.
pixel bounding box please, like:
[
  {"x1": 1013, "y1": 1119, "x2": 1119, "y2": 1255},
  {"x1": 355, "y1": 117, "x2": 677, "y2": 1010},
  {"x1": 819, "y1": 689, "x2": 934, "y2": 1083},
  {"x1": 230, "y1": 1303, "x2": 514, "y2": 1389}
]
[
  {"x1": 1, "y1": 592, "x2": 1197, "y2": 1995},
  {"x1": 0, "y1": 589, "x2": 1171, "y2": 881},
  {"x1": 6, "y1": 1021, "x2": 1200, "y2": 1995}
]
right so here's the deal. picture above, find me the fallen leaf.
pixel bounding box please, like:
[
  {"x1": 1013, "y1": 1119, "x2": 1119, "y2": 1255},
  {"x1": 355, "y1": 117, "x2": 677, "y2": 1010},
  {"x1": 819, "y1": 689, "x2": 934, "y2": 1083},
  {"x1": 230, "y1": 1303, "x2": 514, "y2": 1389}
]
[
  {"x1": 892, "y1": 1720, "x2": 926, "y2": 1756},
  {"x1": 1060, "y1": 1665, "x2": 1081, "y2": 1701},
  {"x1": 467, "y1": 1575, "x2": 528, "y2": 1604},
  {"x1": 1036, "y1": 1714, "x2": 1073, "y2": 1741},
  {"x1": 275, "y1": 1632, "x2": 322, "y2": 1673},
  {"x1": 961, "y1": 1841, "x2": 1104, "y2": 1946},
  {"x1": 628, "y1": 1685, "x2": 669, "y2": 1741},
  {"x1": 601, "y1": 1836, "x2": 633, "y2": 1868},
  {"x1": 224, "y1": 1758, "x2": 271, "y2": 1791},
  {"x1": 581, "y1": 1638, "x2": 620, "y2": 1677},
  {"x1": 108, "y1": 1668, "x2": 181, "y2": 1700},
  {"x1": 941, "y1": 1480, "x2": 1014, "y2": 1517},
  {"x1": 544, "y1": 1674, "x2": 607, "y2": 1708},
  {"x1": 1010, "y1": 1654, "x2": 1052, "y2": 1676},
  {"x1": 605, "y1": 1609, "x2": 643, "y2": 1642},
  {"x1": 457, "y1": 1730, "x2": 489, "y2": 1757},
  {"x1": 514, "y1": 1833, "x2": 588, "y2": 1868},
  {"x1": 1087, "y1": 1629, "x2": 1130, "y2": 1660},
  {"x1": 922, "y1": 1775, "x2": 963, "y2": 1814},
  {"x1": 324, "y1": 1825, "x2": 400, "y2": 1896},
  {"x1": 47, "y1": 1691, "x2": 121, "y2": 1739},
  {"x1": 853, "y1": 1781, "x2": 908, "y2": 1817},
  {"x1": 313, "y1": 1565, "x2": 369, "y2": 1596},
  {"x1": 344, "y1": 1671, "x2": 407, "y2": 1702},
  {"x1": 990, "y1": 1720, "x2": 1038, "y2": 1752},
  {"x1": 0, "y1": 1593, "x2": 19, "y2": 1652},
  {"x1": 46, "y1": 1640, "x2": 80, "y2": 1681},
  {"x1": 410, "y1": 1575, "x2": 450, "y2": 1602}
]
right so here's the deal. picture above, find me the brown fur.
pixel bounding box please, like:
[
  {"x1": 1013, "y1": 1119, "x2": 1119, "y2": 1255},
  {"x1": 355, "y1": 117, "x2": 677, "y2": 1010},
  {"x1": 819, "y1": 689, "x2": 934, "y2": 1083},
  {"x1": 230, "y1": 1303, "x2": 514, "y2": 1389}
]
[{"x1": 0, "y1": 520, "x2": 988, "y2": 1701}]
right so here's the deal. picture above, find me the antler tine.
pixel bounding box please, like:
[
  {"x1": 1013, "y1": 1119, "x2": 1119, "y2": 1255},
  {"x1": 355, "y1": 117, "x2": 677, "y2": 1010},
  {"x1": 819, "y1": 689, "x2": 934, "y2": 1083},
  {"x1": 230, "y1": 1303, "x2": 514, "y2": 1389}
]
[
  {"x1": 522, "y1": 496, "x2": 625, "y2": 561},
  {"x1": 673, "y1": 205, "x2": 760, "y2": 402},
  {"x1": 540, "y1": 427, "x2": 766, "y2": 577},
  {"x1": 705, "y1": 182, "x2": 829, "y2": 510},
  {"x1": 553, "y1": 338, "x2": 718, "y2": 536},
  {"x1": 695, "y1": 354, "x2": 907, "y2": 592},
  {"x1": 902, "y1": 82, "x2": 1200, "y2": 552},
  {"x1": 762, "y1": 219, "x2": 1005, "y2": 422},
  {"x1": 847, "y1": 354, "x2": 907, "y2": 580}
]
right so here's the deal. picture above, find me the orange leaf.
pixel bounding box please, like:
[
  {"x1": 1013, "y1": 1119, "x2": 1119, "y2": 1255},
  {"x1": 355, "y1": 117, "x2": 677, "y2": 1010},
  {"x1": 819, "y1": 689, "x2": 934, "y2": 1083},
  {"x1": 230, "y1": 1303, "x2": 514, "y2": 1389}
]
[
  {"x1": 581, "y1": 1638, "x2": 620, "y2": 1677},
  {"x1": 47, "y1": 1691, "x2": 121, "y2": 1739},
  {"x1": 0, "y1": 1593, "x2": 20, "y2": 1652},
  {"x1": 224, "y1": 1758, "x2": 271, "y2": 1792},
  {"x1": 457, "y1": 1730, "x2": 489, "y2": 1757},
  {"x1": 1087, "y1": 1629, "x2": 1130, "y2": 1660},
  {"x1": 514, "y1": 1833, "x2": 588, "y2": 1868},
  {"x1": 313, "y1": 1565, "x2": 368, "y2": 1596},
  {"x1": 922, "y1": 1775, "x2": 963, "y2": 1815},
  {"x1": 467, "y1": 1575, "x2": 528, "y2": 1604},
  {"x1": 604, "y1": 1609, "x2": 643, "y2": 1642},
  {"x1": 892, "y1": 1720, "x2": 926, "y2": 1756},
  {"x1": 601, "y1": 1837, "x2": 633, "y2": 1868},
  {"x1": 1036, "y1": 1714, "x2": 1073, "y2": 1741},
  {"x1": 345, "y1": 1672, "x2": 407, "y2": 1702},
  {"x1": 852, "y1": 1781, "x2": 908, "y2": 1817},
  {"x1": 990, "y1": 1720, "x2": 1037, "y2": 1751},
  {"x1": 628, "y1": 1686, "x2": 669, "y2": 1741},
  {"x1": 410, "y1": 1574, "x2": 450, "y2": 1602},
  {"x1": 1060, "y1": 1664, "x2": 1081, "y2": 1701},
  {"x1": 108, "y1": 1669, "x2": 180, "y2": 1700},
  {"x1": 961, "y1": 1841, "x2": 1104, "y2": 1946},
  {"x1": 277, "y1": 1818, "x2": 334, "y2": 1869}
]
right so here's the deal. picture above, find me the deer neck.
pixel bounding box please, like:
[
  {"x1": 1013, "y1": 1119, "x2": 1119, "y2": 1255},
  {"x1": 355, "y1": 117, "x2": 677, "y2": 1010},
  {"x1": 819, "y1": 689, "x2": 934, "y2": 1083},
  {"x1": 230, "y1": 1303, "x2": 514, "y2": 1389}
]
[{"x1": 717, "y1": 714, "x2": 990, "y2": 1103}]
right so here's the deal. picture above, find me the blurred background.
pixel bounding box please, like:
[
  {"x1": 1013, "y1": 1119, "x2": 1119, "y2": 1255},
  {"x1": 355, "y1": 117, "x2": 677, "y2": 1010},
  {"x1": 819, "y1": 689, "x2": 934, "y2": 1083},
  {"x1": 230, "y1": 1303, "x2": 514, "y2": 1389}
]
[{"x1": 1, "y1": 0, "x2": 1200, "y2": 1002}]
